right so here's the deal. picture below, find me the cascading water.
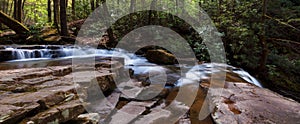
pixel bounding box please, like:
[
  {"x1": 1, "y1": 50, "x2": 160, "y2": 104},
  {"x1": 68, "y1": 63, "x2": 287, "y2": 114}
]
[
  {"x1": 15, "y1": 50, "x2": 26, "y2": 59},
  {"x1": 4, "y1": 47, "x2": 52, "y2": 60},
  {"x1": 175, "y1": 63, "x2": 263, "y2": 88},
  {"x1": 0, "y1": 45, "x2": 263, "y2": 87}
]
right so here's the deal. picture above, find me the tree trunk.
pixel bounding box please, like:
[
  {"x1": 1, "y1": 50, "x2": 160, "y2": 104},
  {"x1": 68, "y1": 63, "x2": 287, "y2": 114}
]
[
  {"x1": 0, "y1": 10, "x2": 29, "y2": 34},
  {"x1": 258, "y1": 0, "x2": 268, "y2": 73},
  {"x1": 9, "y1": 0, "x2": 14, "y2": 16},
  {"x1": 96, "y1": 0, "x2": 100, "y2": 8},
  {"x1": 53, "y1": 0, "x2": 60, "y2": 33},
  {"x1": 13, "y1": 0, "x2": 17, "y2": 19},
  {"x1": 71, "y1": 0, "x2": 75, "y2": 19},
  {"x1": 16, "y1": 0, "x2": 22, "y2": 22},
  {"x1": 129, "y1": 0, "x2": 135, "y2": 27},
  {"x1": 129, "y1": 0, "x2": 135, "y2": 13},
  {"x1": 90, "y1": 0, "x2": 95, "y2": 11},
  {"x1": 22, "y1": 0, "x2": 25, "y2": 9},
  {"x1": 148, "y1": 0, "x2": 157, "y2": 25},
  {"x1": 102, "y1": 0, "x2": 116, "y2": 48},
  {"x1": 47, "y1": 0, "x2": 52, "y2": 22},
  {"x1": 2, "y1": 0, "x2": 7, "y2": 14},
  {"x1": 60, "y1": 0, "x2": 68, "y2": 36},
  {"x1": 6, "y1": 0, "x2": 10, "y2": 14},
  {"x1": 21, "y1": 0, "x2": 25, "y2": 21}
]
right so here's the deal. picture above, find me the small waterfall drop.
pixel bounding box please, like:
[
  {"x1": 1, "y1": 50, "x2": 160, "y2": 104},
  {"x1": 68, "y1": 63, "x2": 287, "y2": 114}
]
[
  {"x1": 15, "y1": 50, "x2": 26, "y2": 59},
  {"x1": 176, "y1": 63, "x2": 263, "y2": 88}
]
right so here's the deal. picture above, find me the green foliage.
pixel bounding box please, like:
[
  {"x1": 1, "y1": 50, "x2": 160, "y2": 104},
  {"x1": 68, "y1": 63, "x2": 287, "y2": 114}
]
[
  {"x1": 23, "y1": 0, "x2": 49, "y2": 24},
  {"x1": 199, "y1": 0, "x2": 263, "y2": 68},
  {"x1": 73, "y1": 0, "x2": 93, "y2": 19},
  {"x1": 266, "y1": 53, "x2": 300, "y2": 91}
]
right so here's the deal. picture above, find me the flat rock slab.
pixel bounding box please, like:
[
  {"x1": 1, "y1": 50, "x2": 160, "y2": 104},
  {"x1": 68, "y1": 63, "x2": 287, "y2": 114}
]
[
  {"x1": 0, "y1": 103, "x2": 40, "y2": 124},
  {"x1": 109, "y1": 101, "x2": 158, "y2": 124},
  {"x1": 0, "y1": 61, "x2": 123, "y2": 124},
  {"x1": 209, "y1": 82, "x2": 300, "y2": 124},
  {"x1": 22, "y1": 100, "x2": 85, "y2": 124},
  {"x1": 0, "y1": 86, "x2": 75, "y2": 107}
]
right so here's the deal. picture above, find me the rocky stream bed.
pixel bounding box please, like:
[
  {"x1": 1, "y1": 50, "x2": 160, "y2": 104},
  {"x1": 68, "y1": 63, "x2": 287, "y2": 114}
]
[{"x1": 0, "y1": 58, "x2": 299, "y2": 124}]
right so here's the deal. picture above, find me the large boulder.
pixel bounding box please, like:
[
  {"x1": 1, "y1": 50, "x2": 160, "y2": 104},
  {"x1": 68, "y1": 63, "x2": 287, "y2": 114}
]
[
  {"x1": 209, "y1": 82, "x2": 300, "y2": 124},
  {"x1": 146, "y1": 49, "x2": 177, "y2": 65}
]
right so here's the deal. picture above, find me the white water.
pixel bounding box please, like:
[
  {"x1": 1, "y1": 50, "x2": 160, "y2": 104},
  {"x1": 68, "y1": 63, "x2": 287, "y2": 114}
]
[
  {"x1": 2, "y1": 46, "x2": 263, "y2": 87},
  {"x1": 176, "y1": 63, "x2": 263, "y2": 88},
  {"x1": 233, "y1": 69, "x2": 263, "y2": 87}
]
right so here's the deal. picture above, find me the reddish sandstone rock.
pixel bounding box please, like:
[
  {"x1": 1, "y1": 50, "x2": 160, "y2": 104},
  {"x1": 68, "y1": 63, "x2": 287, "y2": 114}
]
[
  {"x1": 209, "y1": 82, "x2": 300, "y2": 124},
  {"x1": 23, "y1": 100, "x2": 85, "y2": 124},
  {"x1": 0, "y1": 103, "x2": 40, "y2": 124}
]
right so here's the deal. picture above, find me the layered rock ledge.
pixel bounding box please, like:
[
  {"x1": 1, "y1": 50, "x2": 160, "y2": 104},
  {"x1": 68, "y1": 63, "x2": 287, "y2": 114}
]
[{"x1": 0, "y1": 60, "x2": 299, "y2": 124}]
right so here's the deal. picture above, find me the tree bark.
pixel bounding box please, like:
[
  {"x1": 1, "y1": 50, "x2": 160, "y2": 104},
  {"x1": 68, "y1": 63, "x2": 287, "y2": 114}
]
[
  {"x1": 16, "y1": 0, "x2": 22, "y2": 22},
  {"x1": 258, "y1": 0, "x2": 268, "y2": 73},
  {"x1": 53, "y1": 0, "x2": 60, "y2": 33},
  {"x1": 13, "y1": 0, "x2": 17, "y2": 19},
  {"x1": 22, "y1": 0, "x2": 25, "y2": 10},
  {"x1": 102, "y1": 0, "x2": 116, "y2": 48},
  {"x1": 2, "y1": 0, "x2": 7, "y2": 14},
  {"x1": 90, "y1": 0, "x2": 95, "y2": 11},
  {"x1": 148, "y1": 0, "x2": 157, "y2": 25},
  {"x1": 6, "y1": 0, "x2": 10, "y2": 14},
  {"x1": 96, "y1": 0, "x2": 100, "y2": 8},
  {"x1": 47, "y1": 0, "x2": 52, "y2": 22},
  {"x1": 60, "y1": 0, "x2": 68, "y2": 36},
  {"x1": 129, "y1": 0, "x2": 136, "y2": 27},
  {"x1": 71, "y1": 0, "x2": 75, "y2": 19},
  {"x1": 0, "y1": 10, "x2": 29, "y2": 34},
  {"x1": 129, "y1": 0, "x2": 135, "y2": 13},
  {"x1": 9, "y1": 0, "x2": 14, "y2": 16}
]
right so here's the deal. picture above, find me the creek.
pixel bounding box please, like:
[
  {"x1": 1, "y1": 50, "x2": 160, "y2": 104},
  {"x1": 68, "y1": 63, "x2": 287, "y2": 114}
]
[{"x1": 0, "y1": 45, "x2": 263, "y2": 88}]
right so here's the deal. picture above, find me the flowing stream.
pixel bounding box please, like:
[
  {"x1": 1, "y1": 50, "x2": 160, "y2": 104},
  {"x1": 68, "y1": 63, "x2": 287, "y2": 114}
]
[{"x1": 0, "y1": 45, "x2": 263, "y2": 88}]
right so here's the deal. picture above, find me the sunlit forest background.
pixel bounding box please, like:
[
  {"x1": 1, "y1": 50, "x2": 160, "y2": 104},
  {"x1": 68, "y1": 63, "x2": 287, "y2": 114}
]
[{"x1": 0, "y1": 0, "x2": 299, "y2": 101}]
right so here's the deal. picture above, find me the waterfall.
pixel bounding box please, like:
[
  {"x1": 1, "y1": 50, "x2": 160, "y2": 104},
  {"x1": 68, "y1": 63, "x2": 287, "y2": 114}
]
[
  {"x1": 15, "y1": 50, "x2": 26, "y2": 59},
  {"x1": 2, "y1": 46, "x2": 119, "y2": 61},
  {"x1": 233, "y1": 70, "x2": 263, "y2": 87},
  {"x1": 3, "y1": 46, "x2": 77, "y2": 61}
]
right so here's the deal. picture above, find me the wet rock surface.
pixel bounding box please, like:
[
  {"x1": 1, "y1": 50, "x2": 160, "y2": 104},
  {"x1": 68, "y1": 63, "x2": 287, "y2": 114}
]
[
  {"x1": 209, "y1": 82, "x2": 300, "y2": 124},
  {"x1": 146, "y1": 49, "x2": 177, "y2": 65},
  {"x1": 0, "y1": 60, "x2": 299, "y2": 124}
]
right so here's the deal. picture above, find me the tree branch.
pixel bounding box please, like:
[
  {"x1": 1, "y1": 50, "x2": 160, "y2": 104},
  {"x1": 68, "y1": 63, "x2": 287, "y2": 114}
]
[{"x1": 265, "y1": 15, "x2": 300, "y2": 32}]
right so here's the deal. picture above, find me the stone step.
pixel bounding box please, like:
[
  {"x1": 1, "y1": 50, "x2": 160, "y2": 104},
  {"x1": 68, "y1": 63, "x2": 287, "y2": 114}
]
[
  {"x1": 48, "y1": 66, "x2": 72, "y2": 76},
  {"x1": 21, "y1": 76, "x2": 58, "y2": 85},
  {"x1": 33, "y1": 79, "x2": 73, "y2": 90},
  {"x1": 74, "y1": 92, "x2": 121, "y2": 123},
  {"x1": 0, "y1": 103, "x2": 40, "y2": 124},
  {"x1": 71, "y1": 70, "x2": 116, "y2": 99},
  {"x1": 0, "y1": 86, "x2": 76, "y2": 109},
  {"x1": 21, "y1": 100, "x2": 85, "y2": 124},
  {"x1": 109, "y1": 101, "x2": 157, "y2": 124},
  {"x1": 0, "y1": 68, "x2": 53, "y2": 84},
  {"x1": 133, "y1": 100, "x2": 190, "y2": 124}
]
